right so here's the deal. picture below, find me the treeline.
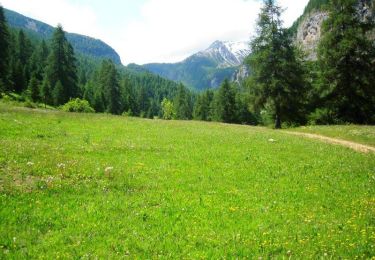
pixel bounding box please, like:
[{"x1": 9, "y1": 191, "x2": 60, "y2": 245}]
[
  {"x1": 1, "y1": 0, "x2": 375, "y2": 128},
  {"x1": 245, "y1": 0, "x2": 375, "y2": 128},
  {"x1": 0, "y1": 4, "x2": 260, "y2": 124},
  {"x1": 0, "y1": 5, "x2": 184, "y2": 118}
]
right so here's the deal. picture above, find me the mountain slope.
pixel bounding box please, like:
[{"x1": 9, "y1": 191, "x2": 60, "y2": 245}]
[
  {"x1": 292, "y1": 0, "x2": 374, "y2": 60},
  {"x1": 4, "y1": 8, "x2": 122, "y2": 64},
  {"x1": 143, "y1": 40, "x2": 250, "y2": 91}
]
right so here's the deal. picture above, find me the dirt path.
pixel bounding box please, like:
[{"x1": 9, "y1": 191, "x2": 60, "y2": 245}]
[{"x1": 284, "y1": 131, "x2": 375, "y2": 154}]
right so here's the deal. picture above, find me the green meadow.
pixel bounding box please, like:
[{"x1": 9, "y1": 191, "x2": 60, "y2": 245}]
[{"x1": 1, "y1": 104, "x2": 374, "y2": 258}]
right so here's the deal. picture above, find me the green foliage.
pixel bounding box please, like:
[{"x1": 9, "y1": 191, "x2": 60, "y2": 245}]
[
  {"x1": 144, "y1": 56, "x2": 238, "y2": 91},
  {"x1": 27, "y1": 74, "x2": 40, "y2": 102},
  {"x1": 52, "y1": 81, "x2": 64, "y2": 106},
  {"x1": 174, "y1": 84, "x2": 193, "y2": 120},
  {"x1": 40, "y1": 78, "x2": 52, "y2": 106},
  {"x1": 247, "y1": 0, "x2": 307, "y2": 128},
  {"x1": 161, "y1": 98, "x2": 175, "y2": 120},
  {"x1": 4, "y1": 8, "x2": 122, "y2": 64},
  {"x1": 45, "y1": 25, "x2": 78, "y2": 105},
  {"x1": 317, "y1": 0, "x2": 375, "y2": 124},
  {"x1": 216, "y1": 79, "x2": 236, "y2": 123},
  {"x1": 99, "y1": 60, "x2": 122, "y2": 115},
  {"x1": 0, "y1": 5, "x2": 10, "y2": 88},
  {"x1": 193, "y1": 89, "x2": 214, "y2": 121},
  {"x1": 61, "y1": 98, "x2": 95, "y2": 113}
]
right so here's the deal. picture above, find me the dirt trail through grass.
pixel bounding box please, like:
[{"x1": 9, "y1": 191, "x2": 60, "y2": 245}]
[{"x1": 284, "y1": 131, "x2": 375, "y2": 153}]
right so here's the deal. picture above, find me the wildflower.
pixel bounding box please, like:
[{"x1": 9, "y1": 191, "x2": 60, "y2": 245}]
[
  {"x1": 105, "y1": 166, "x2": 114, "y2": 173},
  {"x1": 26, "y1": 162, "x2": 34, "y2": 166},
  {"x1": 57, "y1": 163, "x2": 66, "y2": 169},
  {"x1": 268, "y1": 138, "x2": 276, "y2": 142}
]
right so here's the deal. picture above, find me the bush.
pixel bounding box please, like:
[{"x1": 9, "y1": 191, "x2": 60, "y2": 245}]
[
  {"x1": 61, "y1": 98, "x2": 95, "y2": 113},
  {"x1": 24, "y1": 100, "x2": 37, "y2": 109},
  {"x1": 122, "y1": 109, "x2": 133, "y2": 117},
  {"x1": 308, "y1": 108, "x2": 341, "y2": 125}
]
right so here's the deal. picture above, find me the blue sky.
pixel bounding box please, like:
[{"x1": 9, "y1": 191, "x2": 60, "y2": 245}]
[{"x1": 1, "y1": 0, "x2": 309, "y2": 65}]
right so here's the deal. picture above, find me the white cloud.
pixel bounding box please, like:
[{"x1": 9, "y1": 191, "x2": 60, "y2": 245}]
[
  {"x1": 1, "y1": 0, "x2": 309, "y2": 65},
  {"x1": 1, "y1": 0, "x2": 102, "y2": 39},
  {"x1": 116, "y1": 0, "x2": 262, "y2": 64},
  {"x1": 116, "y1": 0, "x2": 308, "y2": 64}
]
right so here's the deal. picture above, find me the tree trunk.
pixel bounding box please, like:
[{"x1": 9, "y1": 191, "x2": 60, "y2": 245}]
[{"x1": 275, "y1": 114, "x2": 281, "y2": 129}]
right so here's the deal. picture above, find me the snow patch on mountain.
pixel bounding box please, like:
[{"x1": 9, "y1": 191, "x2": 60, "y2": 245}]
[{"x1": 196, "y1": 40, "x2": 250, "y2": 68}]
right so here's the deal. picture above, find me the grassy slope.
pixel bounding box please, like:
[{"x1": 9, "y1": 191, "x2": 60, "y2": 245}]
[
  {"x1": 0, "y1": 104, "x2": 374, "y2": 258},
  {"x1": 290, "y1": 125, "x2": 375, "y2": 147}
]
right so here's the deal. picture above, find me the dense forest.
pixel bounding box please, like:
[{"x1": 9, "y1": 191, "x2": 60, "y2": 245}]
[{"x1": 0, "y1": 0, "x2": 374, "y2": 128}]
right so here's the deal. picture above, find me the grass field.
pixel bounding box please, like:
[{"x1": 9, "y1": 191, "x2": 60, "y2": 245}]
[
  {"x1": 1, "y1": 104, "x2": 374, "y2": 258},
  {"x1": 290, "y1": 125, "x2": 375, "y2": 147}
]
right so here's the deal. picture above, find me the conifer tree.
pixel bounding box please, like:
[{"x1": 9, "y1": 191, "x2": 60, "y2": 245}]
[
  {"x1": 41, "y1": 78, "x2": 52, "y2": 107},
  {"x1": 174, "y1": 83, "x2": 192, "y2": 120},
  {"x1": 217, "y1": 79, "x2": 236, "y2": 123},
  {"x1": 27, "y1": 74, "x2": 40, "y2": 102},
  {"x1": 53, "y1": 81, "x2": 65, "y2": 106},
  {"x1": 99, "y1": 60, "x2": 121, "y2": 114},
  {"x1": 45, "y1": 25, "x2": 78, "y2": 105},
  {"x1": 0, "y1": 5, "x2": 10, "y2": 91},
  {"x1": 317, "y1": 0, "x2": 375, "y2": 124},
  {"x1": 247, "y1": 0, "x2": 307, "y2": 128}
]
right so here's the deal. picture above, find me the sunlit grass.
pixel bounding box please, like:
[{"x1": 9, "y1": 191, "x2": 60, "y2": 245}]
[
  {"x1": 290, "y1": 125, "x2": 375, "y2": 147},
  {"x1": 1, "y1": 103, "x2": 374, "y2": 258}
]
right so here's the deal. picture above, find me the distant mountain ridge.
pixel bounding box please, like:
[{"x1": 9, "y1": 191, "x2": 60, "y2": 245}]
[
  {"x1": 198, "y1": 40, "x2": 250, "y2": 68},
  {"x1": 143, "y1": 40, "x2": 250, "y2": 90},
  {"x1": 4, "y1": 8, "x2": 122, "y2": 64}
]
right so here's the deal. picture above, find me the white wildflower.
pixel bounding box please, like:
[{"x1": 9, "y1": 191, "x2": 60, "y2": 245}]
[
  {"x1": 26, "y1": 162, "x2": 34, "y2": 166},
  {"x1": 105, "y1": 166, "x2": 114, "y2": 173},
  {"x1": 268, "y1": 138, "x2": 276, "y2": 142},
  {"x1": 57, "y1": 163, "x2": 66, "y2": 169}
]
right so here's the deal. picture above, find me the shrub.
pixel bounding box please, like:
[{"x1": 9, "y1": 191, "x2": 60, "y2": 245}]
[
  {"x1": 161, "y1": 98, "x2": 175, "y2": 120},
  {"x1": 61, "y1": 98, "x2": 95, "y2": 113},
  {"x1": 24, "y1": 100, "x2": 37, "y2": 109},
  {"x1": 122, "y1": 109, "x2": 133, "y2": 117},
  {"x1": 308, "y1": 108, "x2": 341, "y2": 125}
]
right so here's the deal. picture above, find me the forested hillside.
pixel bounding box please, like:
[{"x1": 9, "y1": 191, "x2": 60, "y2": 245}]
[
  {"x1": 1, "y1": 0, "x2": 374, "y2": 128},
  {"x1": 4, "y1": 8, "x2": 122, "y2": 64}
]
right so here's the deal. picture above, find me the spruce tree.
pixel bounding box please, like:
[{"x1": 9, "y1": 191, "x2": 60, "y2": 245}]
[
  {"x1": 27, "y1": 74, "x2": 40, "y2": 102},
  {"x1": 0, "y1": 5, "x2": 10, "y2": 91},
  {"x1": 247, "y1": 0, "x2": 307, "y2": 128},
  {"x1": 317, "y1": 0, "x2": 375, "y2": 124},
  {"x1": 41, "y1": 78, "x2": 52, "y2": 107},
  {"x1": 45, "y1": 25, "x2": 78, "y2": 105},
  {"x1": 53, "y1": 81, "x2": 65, "y2": 106},
  {"x1": 99, "y1": 60, "x2": 121, "y2": 115},
  {"x1": 174, "y1": 83, "x2": 191, "y2": 120},
  {"x1": 217, "y1": 79, "x2": 236, "y2": 123}
]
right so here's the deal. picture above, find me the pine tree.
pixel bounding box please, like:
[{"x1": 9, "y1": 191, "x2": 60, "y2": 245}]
[
  {"x1": 317, "y1": 0, "x2": 375, "y2": 124},
  {"x1": 27, "y1": 74, "x2": 40, "y2": 102},
  {"x1": 29, "y1": 40, "x2": 49, "y2": 81},
  {"x1": 217, "y1": 79, "x2": 236, "y2": 123},
  {"x1": 174, "y1": 83, "x2": 192, "y2": 120},
  {"x1": 41, "y1": 78, "x2": 52, "y2": 107},
  {"x1": 53, "y1": 81, "x2": 64, "y2": 106},
  {"x1": 99, "y1": 60, "x2": 121, "y2": 115},
  {"x1": 45, "y1": 25, "x2": 78, "y2": 105},
  {"x1": 0, "y1": 5, "x2": 10, "y2": 91},
  {"x1": 15, "y1": 30, "x2": 33, "y2": 92},
  {"x1": 247, "y1": 0, "x2": 307, "y2": 128},
  {"x1": 121, "y1": 77, "x2": 136, "y2": 115}
]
